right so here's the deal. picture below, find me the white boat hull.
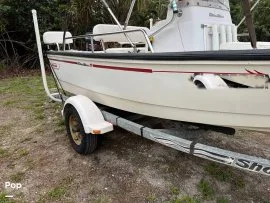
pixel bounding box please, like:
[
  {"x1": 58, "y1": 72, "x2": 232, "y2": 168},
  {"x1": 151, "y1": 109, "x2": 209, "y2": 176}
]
[{"x1": 48, "y1": 52, "x2": 270, "y2": 130}]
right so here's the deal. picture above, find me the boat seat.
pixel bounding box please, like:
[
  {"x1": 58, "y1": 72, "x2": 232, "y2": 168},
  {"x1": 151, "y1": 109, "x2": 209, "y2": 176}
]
[
  {"x1": 220, "y1": 42, "x2": 270, "y2": 50},
  {"x1": 105, "y1": 48, "x2": 147, "y2": 53},
  {"x1": 43, "y1": 31, "x2": 73, "y2": 50},
  {"x1": 93, "y1": 24, "x2": 150, "y2": 44},
  {"x1": 66, "y1": 50, "x2": 105, "y2": 54}
]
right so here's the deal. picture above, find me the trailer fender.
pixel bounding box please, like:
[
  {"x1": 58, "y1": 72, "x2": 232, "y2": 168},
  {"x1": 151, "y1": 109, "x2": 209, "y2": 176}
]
[
  {"x1": 193, "y1": 74, "x2": 228, "y2": 89},
  {"x1": 63, "y1": 95, "x2": 113, "y2": 134}
]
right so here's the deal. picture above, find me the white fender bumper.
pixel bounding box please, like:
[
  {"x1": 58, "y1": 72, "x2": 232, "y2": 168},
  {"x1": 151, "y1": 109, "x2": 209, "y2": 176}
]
[{"x1": 63, "y1": 95, "x2": 113, "y2": 134}]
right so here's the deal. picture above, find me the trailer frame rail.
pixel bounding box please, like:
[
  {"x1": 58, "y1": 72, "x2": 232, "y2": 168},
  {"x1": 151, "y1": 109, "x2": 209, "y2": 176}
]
[{"x1": 102, "y1": 110, "x2": 270, "y2": 176}]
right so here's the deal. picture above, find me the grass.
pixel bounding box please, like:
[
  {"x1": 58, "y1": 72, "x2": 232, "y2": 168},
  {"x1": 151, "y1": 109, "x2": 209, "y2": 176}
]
[
  {"x1": 171, "y1": 187, "x2": 180, "y2": 196},
  {"x1": 21, "y1": 137, "x2": 32, "y2": 143},
  {"x1": 47, "y1": 186, "x2": 67, "y2": 200},
  {"x1": 216, "y1": 196, "x2": 230, "y2": 203},
  {"x1": 54, "y1": 127, "x2": 65, "y2": 133},
  {"x1": 53, "y1": 117, "x2": 66, "y2": 133},
  {"x1": 197, "y1": 179, "x2": 215, "y2": 200},
  {"x1": 10, "y1": 172, "x2": 25, "y2": 182},
  {"x1": 0, "y1": 192, "x2": 15, "y2": 203},
  {"x1": 171, "y1": 196, "x2": 200, "y2": 203},
  {"x1": 17, "y1": 149, "x2": 29, "y2": 159},
  {"x1": 36, "y1": 200, "x2": 46, "y2": 203},
  {"x1": 57, "y1": 119, "x2": 65, "y2": 127},
  {"x1": 0, "y1": 75, "x2": 56, "y2": 123},
  {"x1": 93, "y1": 196, "x2": 112, "y2": 203},
  {"x1": 0, "y1": 63, "x2": 5, "y2": 72},
  {"x1": 146, "y1": 193, "x2": 157, "y2": 202},
  {"x1": 37, "y1": 185, "x2": 68, "y2": 202},
  {"x1": 204, "y1": 163, "x2": 234, "y2": 182},
  {"x1": 7, "y1": 162, "x2": 16, "y2": 169},
  {"x1": 38, "y1": 177, "x2": 73, "y2": 202},
  {"x1": 204, "y1": 163, "x2": 245, "y2": 189},
  {"x1": 0, "y1": 76, "x2": 63, "y2": 137},
  {"x1": 3, "y1": 100, "x2": 20, "y2": 107},
  {"x1": 0, "y1": 124, "x2": 13, "y2": 137},
  {"x1": 0, "y1": 77, "x2": 44, "y2": 98},
  {"x1": 33, "y1": 107, "x2": 45, "y2": 120},
  {"x1": 25, "y1": 158, "x2": 35, "y2": 170},
  {"x1": 169, "y1": 187, "x2": 199, "y2": 203},
  {"x1": 0, "y1": 148, "x2": 9, "y2": 158}
]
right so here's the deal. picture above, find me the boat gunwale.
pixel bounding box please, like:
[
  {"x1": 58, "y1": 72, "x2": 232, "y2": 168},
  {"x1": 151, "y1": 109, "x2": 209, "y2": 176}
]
[{"x1": 46, "y1": 49, "x2": 270, "y2": 61}]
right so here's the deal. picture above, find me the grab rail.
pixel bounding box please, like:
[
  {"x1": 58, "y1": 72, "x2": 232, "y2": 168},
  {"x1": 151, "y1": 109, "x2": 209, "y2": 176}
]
[{"x1": 64, "y1": 28, "x2": 155, "y2": 53}]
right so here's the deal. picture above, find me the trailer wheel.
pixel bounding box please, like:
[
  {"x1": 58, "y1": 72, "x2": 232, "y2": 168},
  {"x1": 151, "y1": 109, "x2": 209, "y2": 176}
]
[{"x1": 64, "y1": 105, "x2": 98, "y2": 155}]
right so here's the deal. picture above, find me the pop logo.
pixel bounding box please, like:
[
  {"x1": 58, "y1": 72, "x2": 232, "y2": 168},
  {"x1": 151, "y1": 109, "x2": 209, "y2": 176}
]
[{"x1": 5, "y1": 182, "x2": 22, "y2": 190}]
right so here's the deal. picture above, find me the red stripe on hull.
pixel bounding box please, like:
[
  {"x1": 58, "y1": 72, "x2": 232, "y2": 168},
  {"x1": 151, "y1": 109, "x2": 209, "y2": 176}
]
[
  {"x1": 92, "y1": 64, "x2": 152, "y2": 73},
  {"x1": 153, "y1": 70, "x2": 253, "y2": 75},
  {"x1": 48, "y1": 58, "x2": 266, "y2": 75}
]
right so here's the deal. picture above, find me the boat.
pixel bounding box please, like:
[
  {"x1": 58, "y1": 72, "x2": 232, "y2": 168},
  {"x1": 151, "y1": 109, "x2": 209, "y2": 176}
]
[{"x1": 35, "y1": 0, "x2": 270, "y2": 130}]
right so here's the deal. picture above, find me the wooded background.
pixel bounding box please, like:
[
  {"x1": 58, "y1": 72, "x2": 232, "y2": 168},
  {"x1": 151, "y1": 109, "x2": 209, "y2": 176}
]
[{"x1": 0, "y1": 0, "x2": 269, "y2": 70}]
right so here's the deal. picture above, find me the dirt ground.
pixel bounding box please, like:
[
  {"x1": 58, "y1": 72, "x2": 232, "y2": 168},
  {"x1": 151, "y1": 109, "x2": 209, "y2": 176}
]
[{"x1": 0, "y1": 76, "x2": 270, "y2": 203}]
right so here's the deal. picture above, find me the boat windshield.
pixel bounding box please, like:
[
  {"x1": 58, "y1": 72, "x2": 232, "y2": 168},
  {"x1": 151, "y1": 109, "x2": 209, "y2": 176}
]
[{"x1": 183, "y1": 0, "x2": 230, "y2": 11}]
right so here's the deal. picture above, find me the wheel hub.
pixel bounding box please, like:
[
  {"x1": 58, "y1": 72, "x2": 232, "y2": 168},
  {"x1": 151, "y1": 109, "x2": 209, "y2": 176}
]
[{"x1": 69, "y1": 115, "x2": 83, "y2": 145}]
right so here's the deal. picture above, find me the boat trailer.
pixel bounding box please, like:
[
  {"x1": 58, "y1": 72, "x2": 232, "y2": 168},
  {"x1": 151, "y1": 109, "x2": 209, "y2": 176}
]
[{"x1": 32, "y1": 7, "x2": 270, "y2": 176}]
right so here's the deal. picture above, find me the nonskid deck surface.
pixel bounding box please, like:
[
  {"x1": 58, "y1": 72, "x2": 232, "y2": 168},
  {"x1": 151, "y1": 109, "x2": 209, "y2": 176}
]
[
  {"x1": 100, "y1": 105, "x2": 270, "y2": 161},
  {"x1": 47, "y1": 49, "x2": 270, "y2": 61}
]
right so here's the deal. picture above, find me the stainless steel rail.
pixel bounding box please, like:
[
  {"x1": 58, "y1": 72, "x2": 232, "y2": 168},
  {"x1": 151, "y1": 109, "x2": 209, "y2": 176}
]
[
  {"x1": 124, "y1": 0, "x2": 137, "y2": 30},
  {"x1": 237, "y1": 0, "x2": 261, "y2": 28},
  {"x1": 100, "y1": 0, "x2": 135, "y2": 49},
  {"x1": 64, "y1": 28, "x2": 155, "y2": 53}
]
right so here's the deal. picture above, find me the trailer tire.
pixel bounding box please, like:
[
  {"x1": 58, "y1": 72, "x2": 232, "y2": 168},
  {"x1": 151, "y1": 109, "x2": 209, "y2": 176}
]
[{"x1": 64, "y1": 104, "x2": 98, "y2": 155}]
